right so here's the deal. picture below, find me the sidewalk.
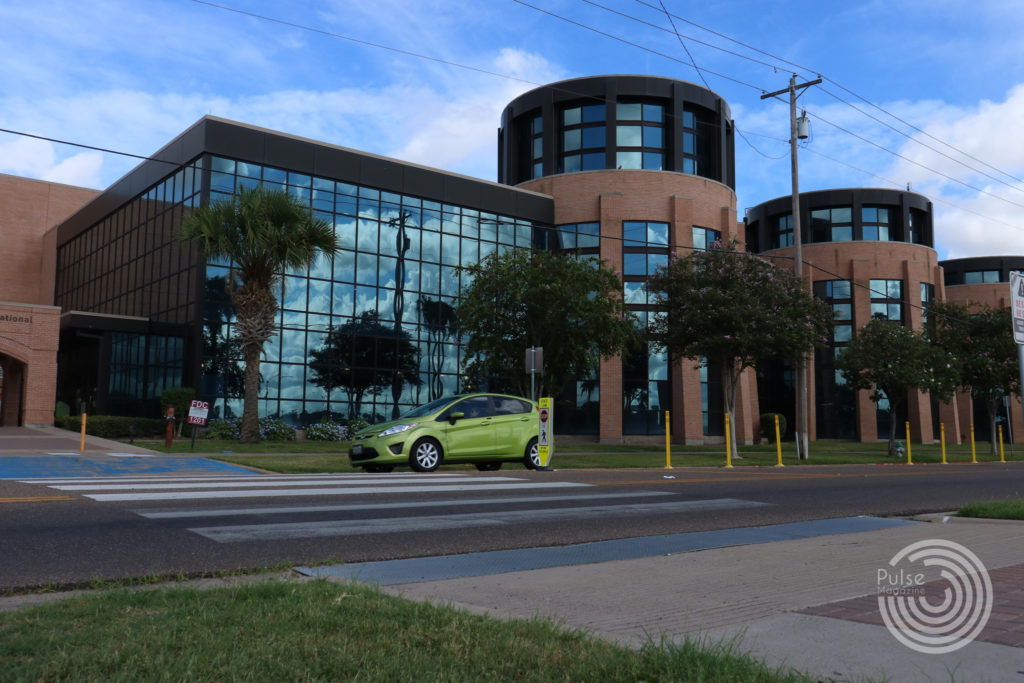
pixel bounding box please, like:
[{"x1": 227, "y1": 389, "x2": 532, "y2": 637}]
[
  {"x1": 366, "y1": 516, "x2": 1024, "y2": 682},
  {"x1": 0, "y1": 425, "x2": 158, "y2": 455}
]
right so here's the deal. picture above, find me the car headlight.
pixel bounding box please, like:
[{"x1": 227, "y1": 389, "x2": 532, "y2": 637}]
[{"x1": 377, "y1": 422, "x2": 417, "y2": 437}]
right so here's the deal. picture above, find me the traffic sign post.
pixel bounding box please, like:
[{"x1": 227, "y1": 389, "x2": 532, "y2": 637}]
[
  {"x1": 526, "y1": 347, "x2": 543, "y2": 401},
  {"x1": 187, "y1": 400, "x2": 210, "y2": 449},
  {"x1": 538, "y1": 397, "x2": 553, "y2": 469},
  {"x1": 1012, "y1": 271, "x2": 1024, "y2": 442}
]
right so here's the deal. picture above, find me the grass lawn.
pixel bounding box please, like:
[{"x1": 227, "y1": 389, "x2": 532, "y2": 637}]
[
  {"x1": 126, "y1": 435, "x2": 1020, "y2": 474},
  {"x1": 958, "y1": 499, "x2": 1024, "y2": 520},
  {"x1": 0, "y1": 580, "x2": 810, "y2": 682}
]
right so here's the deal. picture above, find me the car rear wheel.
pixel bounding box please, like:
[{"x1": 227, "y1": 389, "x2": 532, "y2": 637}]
[
  {"x1": 475, "y1": 462, "x2": 502, "y2": 471},
  {"x1": 410, "y1": 437, "x2": 442, "y2": 472},
  {"x1": 523, "y1": 437, "x2": 541, "y2": 470}
]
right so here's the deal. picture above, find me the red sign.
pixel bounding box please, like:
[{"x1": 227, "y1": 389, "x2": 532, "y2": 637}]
[
  {"x1": 187, "y1": 400, "x2": 210, "y2": 426},
  {"x1": 539, "y1": 408, "x2": 549, "y2": 423}
]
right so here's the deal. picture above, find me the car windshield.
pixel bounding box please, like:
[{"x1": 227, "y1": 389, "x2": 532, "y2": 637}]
[{"x1": 401, "y1": 395, "x2": 465, "y2": 419}]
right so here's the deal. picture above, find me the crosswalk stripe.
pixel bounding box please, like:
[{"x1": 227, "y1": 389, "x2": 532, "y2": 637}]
[
  {"x1": 82, "y1": 481, "x2": 592, "y2": 502},
  {"x1": 51, "y1": 476, "x2": 525, "y2": 491},
  {"x1": 21, "y1": 473, "x2": 472, "y2": 485},
  {"x1": 134, "y1": 491, "x2": 675, "y2": 519},
  {"x1": 190, "y1": 499, "x2": 771, "y2": 542}
]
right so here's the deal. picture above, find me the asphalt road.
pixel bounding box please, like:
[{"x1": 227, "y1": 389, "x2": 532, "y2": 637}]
[{"x1": 3, "y1": 462, "x2": 1023, "y2": 591}]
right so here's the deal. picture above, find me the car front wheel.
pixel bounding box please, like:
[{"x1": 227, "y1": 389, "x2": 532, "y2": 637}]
[
  {"x1": 523, "y1": 437, "x2": 541, "y2": 470},
  {"x1": 410, "y1": 437, "x2": 442, "y2": 472}
]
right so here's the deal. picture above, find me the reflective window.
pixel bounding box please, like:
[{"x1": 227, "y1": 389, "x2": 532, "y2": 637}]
[
  {"x1": 869, "y1": 279, "x2": 903, "y2": 322},
  {"x1": 810, "y1": 207, "x2": 853, "y2": 243},
  {"x1": 771, "y1": 213, "x2": 793, "y2": 249},
  {"x1": 861, "y1": 206, "x2": 891, "y2": 241},
  {"x1": 964, "y1": 270, "x2": 1001, "y2": 284},
  {"x1": 560, "y1": 103, "x2": 606, "y2": 174},
  {"x1": 692, "y1": 226, "x2": 721, "y2": 251},
  {"x1": 615, "y1": 101, "x2": 665, "y2": 170}
]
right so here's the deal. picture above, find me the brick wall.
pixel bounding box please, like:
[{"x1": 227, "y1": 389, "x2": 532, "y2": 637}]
[
  {"x1": 522, "y1": 170, "x2": 748, "y2": 443},
  {"x1": 0, "y1": 174, "x2": 97, "y2": 425}
]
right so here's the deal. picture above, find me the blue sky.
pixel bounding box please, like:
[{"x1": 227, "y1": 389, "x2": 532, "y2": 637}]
[{"x1": 2, "y1": 0, "x2": 1023, "y2": 259}]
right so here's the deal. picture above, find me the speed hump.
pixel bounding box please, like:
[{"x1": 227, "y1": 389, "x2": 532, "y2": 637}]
[{"x1": 538, "y1": 397, "x2": 553, "y2": 467}]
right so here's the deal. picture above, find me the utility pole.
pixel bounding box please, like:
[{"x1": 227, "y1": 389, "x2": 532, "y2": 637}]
[{"x1": 761, "y1": 74, "x2": 821, "y2": 460}]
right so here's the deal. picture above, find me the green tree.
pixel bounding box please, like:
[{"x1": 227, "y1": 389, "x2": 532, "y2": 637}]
[
  {"x1": 178, "y1": 187, "x2": 340, "y2": 443},
  {"x1": 646, "y1": 242, "x2": 832, "y2": 462},
  {"x1": 455, "y1": 249, "x2": 638, "y2": 399},
  {"x1": 928, "y1": 302, "x2": 1019, "y2": 454},
  {"x1": 308, "y1": 311, "x2": 421, "y2": 419},
  {"x1": 835, "y1": 318, "x2": 958, "y2": 457}
]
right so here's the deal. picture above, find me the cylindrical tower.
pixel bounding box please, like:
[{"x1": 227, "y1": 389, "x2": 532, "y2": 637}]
[{"x1": 499, "y1": 75, "x2": 746, "y2": 444}]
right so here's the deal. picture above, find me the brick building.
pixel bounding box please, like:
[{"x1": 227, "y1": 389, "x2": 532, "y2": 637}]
[
  {"x1": 0, "y1": 174, "x2": 98, "y2": 425},
  {"x1": 5, "y1": 74, "x2": 1022, "y2": 444},
  {"x1": 746, "y1": 188, "x2": 942, "y2": 443},
  {"x1": 941, "y1": 256, "x2": 1024, "y2": 444}
]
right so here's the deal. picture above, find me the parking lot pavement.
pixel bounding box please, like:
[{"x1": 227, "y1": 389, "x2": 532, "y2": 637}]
[{"x1": 0, "y1": 426, "x2": 255, "y2": 478}]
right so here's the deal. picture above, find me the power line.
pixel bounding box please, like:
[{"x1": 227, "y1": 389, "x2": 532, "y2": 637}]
[
  {"x1": 626, "y1": 0, "x2": 1024, "y2": 192},
  {"x1": 652, "y1": 0, "x2": 782, "y2": 161},
  {"x1": 0, "y1": 126, "x2": 180, "y2": 167},
  {"x1": 510, "y1": 0, "x2": 767, "y2": 92}
]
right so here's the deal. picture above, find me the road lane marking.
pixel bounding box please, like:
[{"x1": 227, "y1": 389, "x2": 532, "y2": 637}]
[
  {"x1": 133, "y1": 491, "x2": 676, "y2": 519},
  {"x1": 189, "y1": 498, "x2": 771, "y2": 542},
  {"x1": 81, "y1": 481, "x2": 592, "y2": 502},
  {"x1": 51, "y1": 476, "x2": 525, "y2": 491},
  {"x1": 21, "y1": 473, "x2": 474, "y2": 484},
  {"x1": 0, "y1": 496, "x2": 76, "y2": 503}
]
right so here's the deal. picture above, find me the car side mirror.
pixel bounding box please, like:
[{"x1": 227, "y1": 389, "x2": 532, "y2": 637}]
[{"x1": 449, "y1": 411, "x2": 465, "y2": 425}]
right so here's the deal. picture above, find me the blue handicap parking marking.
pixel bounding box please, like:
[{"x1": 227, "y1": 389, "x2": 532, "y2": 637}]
[{"x1": 0, "y1": 455, "x2": 258, "y2": 479}]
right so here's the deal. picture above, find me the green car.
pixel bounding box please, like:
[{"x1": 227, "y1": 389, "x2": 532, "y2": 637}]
[{"x1": 349, "y1": 393, "x2": 542, "y2": 473}]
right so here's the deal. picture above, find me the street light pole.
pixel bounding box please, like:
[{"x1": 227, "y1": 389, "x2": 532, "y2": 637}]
[{"x1": 762, "y1": 74, "x2": 821, "y2": 460}]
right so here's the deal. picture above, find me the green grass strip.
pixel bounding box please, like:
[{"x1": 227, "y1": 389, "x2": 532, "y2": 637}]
[
  {"x1": 0, "y1": 580, "x2": 810, "y2": 682},
  {"x1": 958, "y1": 499, "x2": 1024, "y2": 520}
]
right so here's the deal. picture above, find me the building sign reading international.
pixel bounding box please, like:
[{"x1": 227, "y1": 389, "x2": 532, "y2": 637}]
[
  {"x1": 1011, "y1": 271, "x2": 1024, "y2": 344},
  {"x1": 0, "y1": 314, "x2": 33, "y2": 324}
]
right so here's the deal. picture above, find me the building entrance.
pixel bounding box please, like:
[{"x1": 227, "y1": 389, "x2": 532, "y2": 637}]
[{"x1": 0, "y1": 354, "x2": 26, "y2": 427}]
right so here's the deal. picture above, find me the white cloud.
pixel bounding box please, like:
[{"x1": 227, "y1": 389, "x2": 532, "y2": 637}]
[
  {"x1": 881, "y1": 84, "x2": 1024, "y2": 259},
  {"x1": 0, "y1": 46, "x2": 563, "y2": 189},
  {"x1": 43, "y1": 152, "x2": 104, "y2": 187}
]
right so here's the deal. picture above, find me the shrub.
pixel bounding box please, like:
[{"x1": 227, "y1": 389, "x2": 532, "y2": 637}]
[
  {"x1": 54, "y1": 401, "x2": 71, "y2": 418},
  {"x1": 306, "y1": 420, "x2": 346, "y2": 441},
  {"x1": 760, "y1": 412, "x2": 787, "y2": 443},
  {"x1": 344, "y1": 417, "x2": 370, "y2": 439},
  {"x1": 56, "y1": 415, "x2": 167, "y2": 439},
  {"x1": 205, "y1": 416, "x2": 296, "y2": 441},
  {"x1": 259, "y1": 417, "x2": 296, "y2": 441},
  {"x1": 205, "y1": 417, "x2": 241, "y2": 440}
]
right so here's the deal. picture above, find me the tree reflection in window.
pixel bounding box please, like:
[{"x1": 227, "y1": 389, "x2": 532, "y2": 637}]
[
  {"x1": 202, "y1": 275, "x2": 245, "y2": 415},
  {"x1": 417, "y1": 296, "x2": 458, "y2": 401},
  {"x1": 308, "y1": 311, "x2": 421, "y2": 419}
]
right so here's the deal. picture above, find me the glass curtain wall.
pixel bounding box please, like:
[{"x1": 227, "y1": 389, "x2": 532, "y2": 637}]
[
  {"x1": 55, "y1": 159, "x2": 204, "y2": 415},
  {"x1": 202, "y1": 156, "x2": 538, "y2": 426}
]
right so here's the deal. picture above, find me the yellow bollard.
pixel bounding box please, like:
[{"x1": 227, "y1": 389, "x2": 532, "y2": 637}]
[
  {"x1": 80, "y1": 413, "x2": 87, "y2": 453},
  {"x1": 999, "y1": 425, "x2": 1005, "y2": 463},
  {"x1": 664, "y1": 410, "x2": 672, "y2": 469},
  {"x1": 774, "y1": 414, "x2": 783, "y2": 467},
  {"x1": 905, "y1": 421, "x2": 912, "y2": 465},
  {"x1": 970, "y1": 424, "x2": 977, "y2": 464},
  {"x1": 940, "y1": 423, "x2": 947, "y2": 464},
  {"x1": 724, "y1": 413, "x2": 733, "y2": 468}
]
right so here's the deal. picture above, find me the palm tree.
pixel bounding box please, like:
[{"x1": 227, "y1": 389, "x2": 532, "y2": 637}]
[{"x1": 178, "y1": 186, "x2": 340, "y2": 443}]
